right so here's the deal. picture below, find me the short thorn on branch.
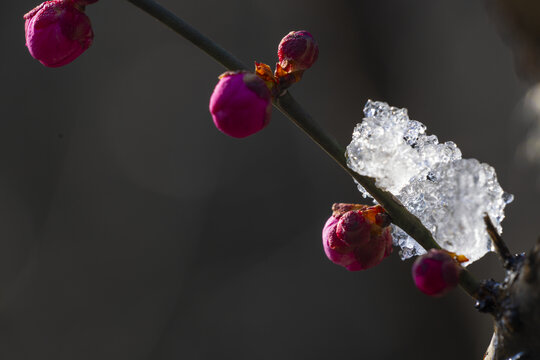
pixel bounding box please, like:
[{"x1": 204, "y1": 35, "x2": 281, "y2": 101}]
[{"x1": 484, "y1": 214, "x2": 523, "y2": 271}]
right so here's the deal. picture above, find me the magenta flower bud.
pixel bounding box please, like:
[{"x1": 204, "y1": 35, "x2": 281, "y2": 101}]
[
  {"x1": 322, "y1": 215, "x2": 358, "y2": 270},
  {"x1": 412, "y1": 249, "x2": 461, "y2": 297},
  {"x1": 24, "y1": 0, "x2": 94, "y2": 68},
  {"x1": 336, "y1": 210, "x2": 370, "y2": 246},
  {"x1": 277, "y1": 30, "x2": 319, "y2": 73},
  {"x1": 209, "y1": 71, "x2": 272, "y2": 138},
  {"x1": 354, "y1": 228, "x2": 392, "y2": 270},
  {"x1": 322, "y1": 205, "x2": 393, "y2": 271}
]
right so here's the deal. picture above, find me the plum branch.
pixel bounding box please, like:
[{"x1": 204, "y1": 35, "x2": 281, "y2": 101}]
[{"x1": 125, "y1": 0, "x2": 480, "y2": 298}]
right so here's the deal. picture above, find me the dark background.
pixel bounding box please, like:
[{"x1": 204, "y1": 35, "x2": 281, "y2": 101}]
[{"x1": 1, "y1": 1, "x2": 539, "y2": 359}]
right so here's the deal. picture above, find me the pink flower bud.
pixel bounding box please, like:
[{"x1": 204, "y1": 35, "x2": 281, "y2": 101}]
[
  {"x1": 209, "y1": 71, "x2": 272, "y2": 138},
  {"x1": 322, "y1": 205, "x2": 393, "y2": 271},
  {"x1": 412, "y1": 249, "x2": 461, "y2": 297},
  {"x1": 277, "y1": 31, "x2": 319, "y2": 73},
  {"x1": 336, "y1": 210, "x2": 370, "y2": 247},
  {"x1": 355, "y1": 228, "x2": 392, "y2": 270},
  {"x1": 24, "y1": 0, "x2": 94, "y2": 68}
]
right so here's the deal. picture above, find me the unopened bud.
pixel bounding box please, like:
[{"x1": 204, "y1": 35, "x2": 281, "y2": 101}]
[
  {"x1": 336, "y1": 210, "x2": 370, "y2": 246},
  {"x1": 322, "y1": 204, "x2": 393, "y2": 271},
  {"x1": 278, "y1": 30, "x2": 319, "y2": 73},
  {"x1": 412, "y1": 249, "x2": 461, "y2": 297},
  {"x1": 24, "y1": 0, "x2": 94, "y2": 67},
  {"x1": 209, "y1": 71, "x2": 272, "y2": 138}
]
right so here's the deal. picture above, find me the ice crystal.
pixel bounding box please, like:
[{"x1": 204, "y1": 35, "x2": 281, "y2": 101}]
[
  {"x1": 347, "y1": 101, "x2": 462, "y2": 196},
  {"x1": 346, "y1": 100, "x2": 513, "y2": 265}
]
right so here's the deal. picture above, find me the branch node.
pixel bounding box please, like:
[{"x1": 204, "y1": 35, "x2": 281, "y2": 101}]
[{"x1": 475, "y1": 278, "x2": 502, "y2": 315}]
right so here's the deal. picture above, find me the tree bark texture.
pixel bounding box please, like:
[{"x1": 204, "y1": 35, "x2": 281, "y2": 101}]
[{"x1": 485, "y1": 238, "x2": 540, "y2": 359}]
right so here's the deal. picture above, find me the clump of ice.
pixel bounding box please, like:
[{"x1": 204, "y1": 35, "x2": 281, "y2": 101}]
[
  {"x1": 346, "y1": 100, "x2": 513, "y2": 265},
  {"x1": 347, "y1": 100, "x2": 462, "y2": 196}
]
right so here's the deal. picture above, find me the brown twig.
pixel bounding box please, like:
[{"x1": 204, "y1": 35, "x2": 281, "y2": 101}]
[{"x1": 484, "y1": 214, "x2": 515, "y2": 270}]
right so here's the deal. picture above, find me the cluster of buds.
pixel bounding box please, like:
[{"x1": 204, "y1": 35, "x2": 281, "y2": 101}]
[
  {"x1": 322, "y1": 203, "x2": 393, "y2": 271},
  {"x1": 23, "y1": 2, "x2": 466, "y2": 299},
  {"x1": 209, "y1": 31, "x2": 318, "y2": 138},
  {"x1": 322, "y1": 203, "x2": 463, "y2": 297},
  {"x1": 24, "y1": 0, "x2": 98, "y2": 67}
]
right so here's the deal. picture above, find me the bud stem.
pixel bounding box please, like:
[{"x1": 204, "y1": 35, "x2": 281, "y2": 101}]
[{"x1": 124, "y1": 0, "x2": 481, "y2": 299}]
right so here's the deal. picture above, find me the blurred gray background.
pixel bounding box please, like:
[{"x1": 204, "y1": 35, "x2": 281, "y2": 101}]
[{"x1": 0, "y1": 0, "x2": 539, "y2": 359}]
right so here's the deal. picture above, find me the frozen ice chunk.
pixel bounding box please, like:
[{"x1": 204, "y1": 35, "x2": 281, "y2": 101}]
[
  {"x1": 395, "y1": 159, "x2": 510, "y2": 264},
  {"x1": 346, "y1": 100, "x2": 512, "y2": 265},
  {"x1": 347, "y1": 100, "x2": 462, "y2": 197}
]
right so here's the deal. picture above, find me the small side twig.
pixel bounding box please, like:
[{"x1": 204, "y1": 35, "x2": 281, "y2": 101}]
[{"x1": 484, "y1": 214, "x2": 516, "y2": 270}]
